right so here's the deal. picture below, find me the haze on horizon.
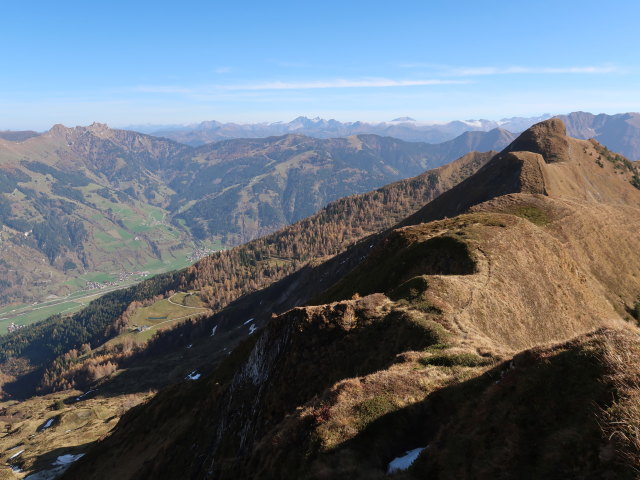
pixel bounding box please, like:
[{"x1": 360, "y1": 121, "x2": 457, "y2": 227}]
[{"x1": 2, "y1": 0, "x2": 639, "y2": 130}]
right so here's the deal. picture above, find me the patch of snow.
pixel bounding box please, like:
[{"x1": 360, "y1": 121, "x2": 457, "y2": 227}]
[
  {"x1": 243, "y1": 318, "x2": 254, "y2": 325},
  {"x1": 9, "y1": 449, "x2": 25, "y2": 460},
  {"x1": 248, "y1": 324, "x2": 257, "y2": 335},
  {"x1": 462, "y1": 120, "x2": 483, "y2": 128},
  {"x1": 75, "y1": 388, "x2": 97, "y2": 401},
  {"x1": 211, "y1": 326, "x2": 217, "y2": 336},
  {"x1": 54, "y1": 453, "x2": 84, "y2": 465},
  {"x1": 387, "y1": 447, "x2": 426, "y2": 474},
  {"x1": 186, "y1": 370, "x2": 201, "y2": 380},
  {"x1": 24, "y1": 452, "x2": 85, "y2": 480},
  {"x1": 41, "y1": 418, "x2": 55, "y2": 430},
  {"x1": 10, "y1": 465, "x2": 22, "y2": 473},
  {"x1": 390, "y1": 116, "x2": 417, "y2": 123}
]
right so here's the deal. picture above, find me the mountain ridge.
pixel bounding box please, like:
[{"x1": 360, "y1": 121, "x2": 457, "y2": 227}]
[
  {"x1": 2, "y1": 119, "x2": 640, "y2": 478},
  {"x1": 54, "y1": 119, "x2": 640, "y2": 479},
  {"x1": 124, "y1": 111, "x2": 640, "y2": 160},
  {"x1": 134, "y1": 114, "x2": 552, "y2": 146},
  {"x1": 0, "y1": 124, "x2": 512, "y2": 308}
]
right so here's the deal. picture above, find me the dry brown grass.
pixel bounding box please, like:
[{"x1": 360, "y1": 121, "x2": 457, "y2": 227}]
[{"x1": 599, "y1": 331, "x2": 640, "y2": 469}]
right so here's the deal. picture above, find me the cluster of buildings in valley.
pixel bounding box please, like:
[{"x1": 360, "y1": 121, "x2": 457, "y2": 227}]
[
  {"x1": 86, "y1": 280, "x2": 120, "y2": 290},
  {"x1": 187, "y1": 247, "x2": 216, "y2": 263},
  {"x1": 82, "y1": 247, "x2": 219, "y2": 293},
  {"x1": 81, "y1": 246, "x2": 222, "y2": 293},
  {"x1": 116, "y1": 270, "x2": 150, "y2": 282},
  {"x1": 7, "y1": 322, "x2": 25, "y2": 333},
  {"x1": 85, "y1": 271, "x2": 151, "y2": 290}
]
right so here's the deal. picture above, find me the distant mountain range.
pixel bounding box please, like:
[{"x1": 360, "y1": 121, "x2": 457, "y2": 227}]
[
  {"x1": 0, "y1": 130, "x2": 40, "y2": 142},
  {"x1": 6, "y1": 112, "x2": 640, "y2": 160},
  {"x1": 128, "y1": 114, "x2": 551, "y2": 146},
  {"x1": 558, "y1": 111, "x2": 640, "y2": 160},
  {"x1": 122, "y1": 112, "x2": 640, "y2": 160},
  {"x1": 2, "y1": 111, "x2": 640, "y2": 307}
]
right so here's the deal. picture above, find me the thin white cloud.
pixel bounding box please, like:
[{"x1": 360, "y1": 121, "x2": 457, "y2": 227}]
[
  {"x1": 217, "y1": 78, "x2": 469, "y2": 90},
  {"x1": 272, "y1": 60, "x2": 320, "y2": 68},
  {"x1": 214, "y1": 66, "x2": 232, "y2": 74},
  {"x1": 132, "y1": 78, "x2": 469, "y2": 95},
  {"x1": 453, "y1": 65, "x2": 620, "y2": 75},
  {"x1": 397, "y1": 62, "x2": 448, "y2": 69},
  {"x1": 133, "y1": 85, "x2": 193, "y2": 94},
  {"x1": 398, "y1": 63, "x2": 621, "y2": 75}
]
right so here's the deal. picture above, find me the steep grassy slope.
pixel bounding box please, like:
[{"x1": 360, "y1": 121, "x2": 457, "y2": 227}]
[
  {"x1": 59, "y1": 119, "x2": 640, "y2": 479},
  {"x1": 407, "y1": 328, "x2": 640, "y2": 480}
]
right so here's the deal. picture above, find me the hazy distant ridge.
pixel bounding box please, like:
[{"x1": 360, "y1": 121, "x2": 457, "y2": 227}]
[
  {"x1": 123, "y1": 112, "x2": 640, "y2": 160},
  {"x1": 129, "y1": 114, "x2": 552, "y2": 146}
]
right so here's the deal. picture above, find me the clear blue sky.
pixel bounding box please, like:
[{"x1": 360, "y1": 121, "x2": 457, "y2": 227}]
[{"x1": 2, "y1": 0, "x2": 639, "y2": 130}]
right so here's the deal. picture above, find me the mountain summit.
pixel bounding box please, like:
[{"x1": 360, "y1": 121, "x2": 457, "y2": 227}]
[{"x1": 390, "y1": 116, "x2": 417, "y2": 122}]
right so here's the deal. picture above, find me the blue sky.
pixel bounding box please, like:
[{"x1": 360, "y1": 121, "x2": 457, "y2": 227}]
[{"x1": 2, "y1": 0, "x2": 639, "y2": 130}]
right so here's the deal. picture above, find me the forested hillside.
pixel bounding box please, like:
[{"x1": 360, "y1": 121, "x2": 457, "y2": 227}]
[{"x1": 0, "y1": 124, "x2": 510, "y2": 308}]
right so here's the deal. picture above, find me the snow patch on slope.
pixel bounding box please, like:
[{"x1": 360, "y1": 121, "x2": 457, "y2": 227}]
[{"x1": 387, "y1": 447, "x2": 426, "y2": 474}]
